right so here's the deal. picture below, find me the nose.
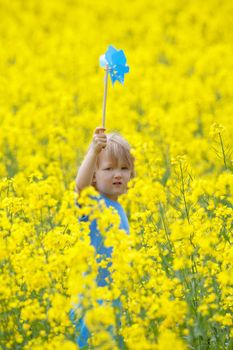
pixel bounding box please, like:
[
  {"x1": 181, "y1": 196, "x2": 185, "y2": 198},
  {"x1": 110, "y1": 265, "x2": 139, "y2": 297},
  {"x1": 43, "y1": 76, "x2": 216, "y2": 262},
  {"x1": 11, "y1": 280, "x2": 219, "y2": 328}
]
[{"x1": 113, "y1": 169, "x2": 122, "y2": 179}]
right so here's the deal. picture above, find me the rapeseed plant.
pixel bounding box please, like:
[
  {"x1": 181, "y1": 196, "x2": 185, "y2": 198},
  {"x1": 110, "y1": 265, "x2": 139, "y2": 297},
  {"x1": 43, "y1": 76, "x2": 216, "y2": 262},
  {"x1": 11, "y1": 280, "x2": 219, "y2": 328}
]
[{"x1": 1, "y1": 0, "x2": 233, "y2": 349}]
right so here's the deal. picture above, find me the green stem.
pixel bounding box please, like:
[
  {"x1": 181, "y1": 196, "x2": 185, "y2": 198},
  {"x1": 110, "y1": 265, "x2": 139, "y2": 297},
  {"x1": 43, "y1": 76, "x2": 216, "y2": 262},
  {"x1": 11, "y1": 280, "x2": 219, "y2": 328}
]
[
  {"x1": 159, "y1": 202, "x2": 173, "y2": 253},
  {"x1": 179, "y1": 161, "x2": 190, "y2": 224},
  {"x1": 219, "y1": 132, "x2": 227, "y2": 169}
]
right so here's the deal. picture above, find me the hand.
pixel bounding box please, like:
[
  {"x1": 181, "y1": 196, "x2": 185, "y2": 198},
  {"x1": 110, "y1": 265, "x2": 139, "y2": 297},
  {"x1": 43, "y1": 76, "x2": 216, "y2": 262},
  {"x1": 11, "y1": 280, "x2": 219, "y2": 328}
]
[{"x1": 91, "y1": 126, "x2": 107, "y2": 154}]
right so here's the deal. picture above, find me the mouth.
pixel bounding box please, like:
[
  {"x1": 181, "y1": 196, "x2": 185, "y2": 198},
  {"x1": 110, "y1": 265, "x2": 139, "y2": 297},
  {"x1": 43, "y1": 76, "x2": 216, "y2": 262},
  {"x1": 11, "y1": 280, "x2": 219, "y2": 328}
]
[{"x1": 113, "y1": 182, "x2": 122, "y2": 185}]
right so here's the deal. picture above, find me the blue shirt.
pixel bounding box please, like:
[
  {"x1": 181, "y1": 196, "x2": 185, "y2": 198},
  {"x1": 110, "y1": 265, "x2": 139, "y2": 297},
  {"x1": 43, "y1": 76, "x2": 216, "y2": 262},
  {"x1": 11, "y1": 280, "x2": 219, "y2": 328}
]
[{"x1": 78, "y1": 193, "x2": 129, "y2": 286}]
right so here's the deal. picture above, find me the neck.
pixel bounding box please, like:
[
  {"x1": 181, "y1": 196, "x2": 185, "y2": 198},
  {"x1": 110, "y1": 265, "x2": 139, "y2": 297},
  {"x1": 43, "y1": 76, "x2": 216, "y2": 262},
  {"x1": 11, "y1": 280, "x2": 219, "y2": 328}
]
[{"x1": 100, "y1": 192, "x2": 119, "y2": 202}]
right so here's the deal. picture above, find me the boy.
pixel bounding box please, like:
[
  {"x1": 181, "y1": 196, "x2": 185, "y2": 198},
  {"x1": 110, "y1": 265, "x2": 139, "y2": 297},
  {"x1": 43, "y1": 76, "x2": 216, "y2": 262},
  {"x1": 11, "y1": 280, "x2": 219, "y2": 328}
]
[{"x1": 74, "y1": 126, "x2": 135, "y2": 347}]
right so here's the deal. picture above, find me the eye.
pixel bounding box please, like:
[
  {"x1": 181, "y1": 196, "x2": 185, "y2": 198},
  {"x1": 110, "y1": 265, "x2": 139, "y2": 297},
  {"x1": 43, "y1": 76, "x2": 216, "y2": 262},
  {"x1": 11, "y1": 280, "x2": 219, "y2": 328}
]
[
  {"x1": 122, "y1": 167, "x2": 129, "y2": 170},
  {"x1": 104, "y1": 167, "x2": 112, "y2": 170}
]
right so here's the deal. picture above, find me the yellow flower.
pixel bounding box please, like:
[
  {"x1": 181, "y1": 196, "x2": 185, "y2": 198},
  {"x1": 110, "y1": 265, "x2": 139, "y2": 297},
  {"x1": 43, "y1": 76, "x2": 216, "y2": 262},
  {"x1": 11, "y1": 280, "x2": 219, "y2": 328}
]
[
  {"x1": 209, "y1": 122, "x2": 225, "y2": 137},
  {"x1": 1, "y1": 0, "x2": 233, "y2": 348},
  {"x1": 157, "y1": 329, "x2": 187, "y2": 350}
]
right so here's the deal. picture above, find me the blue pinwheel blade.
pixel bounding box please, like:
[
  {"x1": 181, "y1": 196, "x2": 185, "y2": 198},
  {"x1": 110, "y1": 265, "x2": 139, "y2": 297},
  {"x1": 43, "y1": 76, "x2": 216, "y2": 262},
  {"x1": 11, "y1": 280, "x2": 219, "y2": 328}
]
[
  {"x1": 100, "y1": 45, "x2": 129, "y2": 85},
  {"x1": 116, "y1": 65, "x2": 129, "y2": 73},
  {"x1": 110, "y1": 71, "x2": 125, "y2": 85},
  {"x1": 109, "y1": 73, "x2": 117, "y2": 85},
  {"x1": 112, "y1": 50, "x2": 127, "y2": 66}
]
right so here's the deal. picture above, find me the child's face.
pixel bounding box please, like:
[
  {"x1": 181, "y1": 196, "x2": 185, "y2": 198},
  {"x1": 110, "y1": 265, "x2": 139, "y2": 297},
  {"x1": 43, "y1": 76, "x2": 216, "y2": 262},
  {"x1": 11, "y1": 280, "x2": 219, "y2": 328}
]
[{"x1": 94, "y1": 149, "x2": 131, "y2": 201}]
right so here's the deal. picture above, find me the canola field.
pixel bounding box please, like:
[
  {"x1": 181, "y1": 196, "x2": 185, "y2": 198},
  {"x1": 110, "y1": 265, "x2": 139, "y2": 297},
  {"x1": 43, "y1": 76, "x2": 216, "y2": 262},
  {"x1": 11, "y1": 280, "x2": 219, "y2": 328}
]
[{"x1": 1, "y1": 0, "x2": 233, "y2": 349}]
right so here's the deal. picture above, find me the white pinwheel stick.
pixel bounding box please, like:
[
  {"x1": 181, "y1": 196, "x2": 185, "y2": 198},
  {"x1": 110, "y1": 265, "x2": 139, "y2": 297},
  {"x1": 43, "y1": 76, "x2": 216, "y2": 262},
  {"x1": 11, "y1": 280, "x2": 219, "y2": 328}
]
[
  {"x1": 100, "y1": 45, "x2": 129, "y2": 128},
  {"x1": 102, "y1": 64, "x2": 109, "y2": 129}
]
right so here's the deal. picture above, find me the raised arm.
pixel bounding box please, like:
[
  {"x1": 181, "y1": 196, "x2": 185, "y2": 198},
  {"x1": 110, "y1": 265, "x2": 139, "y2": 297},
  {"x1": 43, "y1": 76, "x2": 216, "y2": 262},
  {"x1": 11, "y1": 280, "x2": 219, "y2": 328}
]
[{"x1": 75, "y1": 127, "x2": 107, "y2": 193}]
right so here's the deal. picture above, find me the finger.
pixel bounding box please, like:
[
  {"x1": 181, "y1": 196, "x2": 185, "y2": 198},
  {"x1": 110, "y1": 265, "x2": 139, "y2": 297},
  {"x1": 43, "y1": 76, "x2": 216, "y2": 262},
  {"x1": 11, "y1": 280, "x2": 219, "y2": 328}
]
[
  {"x1": 95, "y1": 127, "x2": 106, "y2": 135},
  {"x1": 93, "y1": 135, "x2": 107, "y2": 142},
  {"x1": 98, "y1": 141, "x2": 107, "y2": 146},
  {"x1": 97, "y1": 135, "x2": 107, "y2": 140},
  {"x1": 93, "y1": 141, "x2": 107, "y2": 149},
  {"x1": 94, "y1": 137, "x2": 107, "y2": 144}
]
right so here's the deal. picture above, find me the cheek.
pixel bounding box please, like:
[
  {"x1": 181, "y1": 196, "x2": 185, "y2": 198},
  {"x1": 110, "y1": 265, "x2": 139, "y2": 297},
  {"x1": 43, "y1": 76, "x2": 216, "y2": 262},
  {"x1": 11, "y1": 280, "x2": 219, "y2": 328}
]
[
  {"x1": 125, "y1": 172, "x2": 131, "y2": 181},
  {"x1": 95, "y1": 172, "x2": 102, "y2": 182},
  {"x1": 96, "y1": 171, "x2": 112, "y2": 182}
]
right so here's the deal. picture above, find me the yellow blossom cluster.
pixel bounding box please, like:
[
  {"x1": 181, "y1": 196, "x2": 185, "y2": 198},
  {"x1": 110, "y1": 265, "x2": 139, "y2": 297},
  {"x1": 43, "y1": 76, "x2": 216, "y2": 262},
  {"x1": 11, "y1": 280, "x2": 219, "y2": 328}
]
[{"x1": 1, "y1": 0, "x2": 233, "y2": 349}]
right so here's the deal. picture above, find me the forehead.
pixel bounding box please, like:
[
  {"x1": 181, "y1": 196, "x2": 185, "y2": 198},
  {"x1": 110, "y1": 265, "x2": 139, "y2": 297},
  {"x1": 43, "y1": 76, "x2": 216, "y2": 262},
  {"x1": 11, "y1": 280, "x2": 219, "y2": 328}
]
[
  {"x1": 98, "y1": 149, "x2": 130, "y2": 167},
  {"x1": 98, "y1": 150, "x2": 118, "y2": 165}
]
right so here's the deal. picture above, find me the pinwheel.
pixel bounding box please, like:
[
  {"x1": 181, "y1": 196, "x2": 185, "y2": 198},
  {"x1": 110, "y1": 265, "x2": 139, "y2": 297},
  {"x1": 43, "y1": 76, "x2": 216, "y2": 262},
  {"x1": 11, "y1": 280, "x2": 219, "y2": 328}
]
[{"x1": 99, "y1": 45, "x2": 129, "y2": 128}]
